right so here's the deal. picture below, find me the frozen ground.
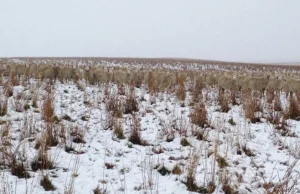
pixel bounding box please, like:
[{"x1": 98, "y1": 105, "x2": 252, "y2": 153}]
[{"x1": 0, "y1": 76, "x2": 299, "y2": 194}]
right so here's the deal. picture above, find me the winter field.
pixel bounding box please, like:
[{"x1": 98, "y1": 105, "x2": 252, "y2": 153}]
[{"x1": 0, "y1": 58, "x2": 299, "y2": 194}]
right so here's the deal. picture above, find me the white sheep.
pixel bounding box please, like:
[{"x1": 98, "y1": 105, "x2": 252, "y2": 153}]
[
  {"x1": 266, "y1": 76, "x2": 285, "y2": 92},
  {"x1": 218, "y1": 75, "x2": 236, "y2": 91},
  {"x1": 283, "y1": 78, "x2": 300, "y2": 94},
  {"x1": 241, "y1": 75, "x2": 270, "y2": 94}
]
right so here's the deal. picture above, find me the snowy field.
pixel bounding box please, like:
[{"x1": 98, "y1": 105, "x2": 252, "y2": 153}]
[{"x1": 0, "y1": 59, "x2": 299, "y2": 194}]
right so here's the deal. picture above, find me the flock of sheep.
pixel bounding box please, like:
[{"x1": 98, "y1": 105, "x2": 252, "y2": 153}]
[
  {"x1": 218, "y1": 74, "x2": 300, "y2": 94},
  {"x1": 1, "y1": 63, "x2": 300, "y2": 95}
]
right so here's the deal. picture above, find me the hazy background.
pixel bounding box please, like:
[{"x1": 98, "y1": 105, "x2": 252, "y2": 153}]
[{"x1": 0, "y1": 0, "x2": 299, "y2": 63}]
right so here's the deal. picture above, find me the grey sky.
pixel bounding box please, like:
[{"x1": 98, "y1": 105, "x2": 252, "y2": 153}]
[{"x1": 0, "y1": 0, "x2": 299, "y2": 63}]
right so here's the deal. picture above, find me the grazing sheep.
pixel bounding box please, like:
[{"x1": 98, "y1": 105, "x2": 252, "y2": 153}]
[
  {"x1": 266, "y1": 76, "x2": 285, "y2": 92},
  {"x1": 59, "y1": 66, "x2": 79, "y2": 82},
  {"x1": 186, "y1": 71, "x2": 196, "y2": 83},
  {"x1": 41, "y1": 67, "x2": 55, "y2": 80},
  {"x1": 205, "y1": 73, "x2": 218, "y2": 87},
  {"x1": 89, "y1": 67, "x2": 111, "y2": 84},
  {"x1": 26, "y1": 64, "x2": 38, "y2": 78},
  {"x1": 283, "y1": 78, "x2": 300, "y2": 94},
  {"x1": 241, "y1": 75, "x2": 270, "y2": 94},
  {"x1": 157, "y1": 72, "x2": 176, "y2": 91},
  {"x1": 193, "y1": 75, "x2": 206, "y2": 90},
  {"x1": 130, "y1": 71, "x2": 145, "y2": 87},
  {"x1": 58, "y1": 66, "x2": 70, "y2": 81},
  {"x1": 218, "y1": 75, "x2": 236, "y2": 91},
  {"x1": 0, "y1": 64, "x2": 7, "y2": 76},
  {"x1": 37, "y1": 64, "x2": 50, "y2": 73},
  {"x1": 235, "y1": 75, "x2": 245, "y2": 91},
  {"x1": 7, "y1": 64, "x2": 18, "y2": 75},
  {"x1": 15, "y1": 64, "x2": 28, "y2": 76},
  {"x1": 113, "y1": 70, "x2": 131, "y2": 84}
]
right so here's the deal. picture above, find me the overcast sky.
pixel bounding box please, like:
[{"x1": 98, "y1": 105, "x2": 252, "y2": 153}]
[{"x1": 0, "y1": 0, "x2": 299, "y2": 63}]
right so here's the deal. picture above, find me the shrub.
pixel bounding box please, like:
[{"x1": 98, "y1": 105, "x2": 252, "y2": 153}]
[
  {"x1": 94, "y1": 186, "x2": 107, "y2": 194},
  {"x1": 190, "y1": 102, "x2": 208, "y2": 128},
  {"x1": 32, "y1": 93, "x2": 38, "y2": 108},
  {"x1": 14, "y1": 99, "x2": 24, "y2": 112},
  {"x1": 11, "y1": 159, "x2": 30, "y2": 179},
  {"x1": 31, "y1": 146, "x2": 55, "y2": 171},
  {"x1": 157, "y1": 165, "x2": 171, "y2": 176},
  {"x1": 40, "y1": 174, "x2": 56, "y2": 191},
  {"x1": 175, "y1": 75, "x2": 186, "y2": 102},
  {"x1": 219, "y1": 169, "x2": 235, "y2": 194},
  {"x1": 266, "y1": 89, "x2": 275, "y2": 104},
  {"x1": 192, "y1": 76, "x2": 204, "y2": 103},
  {"x1": 288, "y1": 95, "x2": 300, "y2": 120},
  {"x1": 44, "y1": 124, "x2": 59, "y2": 147},
  {"x1": 124, "y1": 92, "x2": 139, "y2": 114},
  {"x1": 62, "y1": 114, "x2": 72, "y2": 121},
  {"x1": 105, "y1": 95, "x2": 123, "y2": 118},
  {"x1": 0, "y1": 97, "x2": 8, "y2": 116},
  {"x1": 217, "y1": 156, "x2": 228, "y2": 168},
  {"x1": 231, "y1": 90, "x2": 238, "y2": 106},
  {"x1": 113, "y1": 121, "x2": 125, "y2": 139},
  {"x1": 172, "y1": 164, "x2": 182, "y2": 175},
  {"x1": 65, "y1": 144, "x2": 76, "y2": 153},
  {"x1": 4, "y1": 81, "x2": 13, "y2": 97},
  {"x1": 273, "y1": 95, "x2": 282, "y2": 112},
  {"x1": 43, "y1": 94, "x2": 54, "y2": 122},
  {"x1": 242, "y1": 90, "x2": 261, "y2": 123},
  {"x1": 105, "y1": 163, "x2": 115, "y2": 169},
  {"x1": 180, "y1": 137, "x2": 190, "y2": 147},
  {"x1": 24, "y1": 104, "x2": 30, "y2": 111},
  {"x1": 129, "y1": 114, "x2": 147, "y2": 146},
  {"x1": 185, "y1": 150, "x2": 208, "y2": 193},
  {"x1": 148, "y1": 71, "x2": 156, "y2": 95},
  {"x1": 242, "y1": 144, "x2": 255, "y2": 157},
  {"x1": 218, "y1": 92, "x2": 231, "y2": 113},
  {"x1": 70, "y1": 125, "x2": 85, "y2": 144},
  {"x1": 228, "y1": 118, "x2": 236, "y2": 126}
]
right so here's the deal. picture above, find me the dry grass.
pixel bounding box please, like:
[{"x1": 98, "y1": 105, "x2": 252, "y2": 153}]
[
  {"x1": 274, "y1": 95, "x2": 282, "y2": 112},
  {"x1": 0, "y1": 97, "x2": 8, "y2": 116},
  {"x1": 10, "y1": 159, "x2": 30, "y2": 179},
  {"x1": 190, "y1": 102, "x2": 208, "y2": 128},
  {"x1": 262, "y1": 160, "x2": 300, "y2": 194},
  {"x1": 175, "y1": 73, "x2": 186, "y2": 102},
  {"x1": 242, "y1": 89, "x2": 261, "y2": 123},
  {"x1": 4, "y1": 81, "x2": 13, "y2": 97},
  {"x1": 42, "y1": 94, "x2": 54, "y2": 122},
  {"x1": 287, "y1": 95, "x2": 300, "y2": 120},
  {"x1": 129, "y1": 114, "x2": 147, "y2": 146},
  {"x1": 113, "y1": 120, "x2": 125, "y2": 139},
  {"x1": 105, "y1": 94, "x2": 123, "y2": 118},
  {"x1": 218, "y1": 92, "x2": 231, "y2": 113},
  {"x1": 31, "y1": 145, "x2": 55, "y2": 171},
  {"x1": 185, "y1": 149, "x2": 209, "y2": 193},
  {"x1": 124, "y1": 91, "x2": 139, "y2": 114},
  {"x1": 148, "y1": 71, "x2": 156, "y2": 95},
  {"x1": 70, "y1": 125, "x2": 86, "y2": 144},
  {"x1": 0, "y1": 124, "x2": 12, "y2": 168},
  {"x1": 40, "y1": 174, "x2": 56, "y2": 191}
]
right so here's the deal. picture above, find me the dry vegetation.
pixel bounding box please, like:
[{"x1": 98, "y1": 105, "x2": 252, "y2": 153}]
[{"x1": 0, "y1": 58, "x2": 299, "y2": 193}]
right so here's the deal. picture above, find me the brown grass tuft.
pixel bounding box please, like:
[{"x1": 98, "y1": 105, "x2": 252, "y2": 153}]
[
  {"x1": 42, "y1": 94, "x2": 54, "y2": 122},
  {"x1": 287, "y1": 95, "x2": 300, "y2": 120},
  {"x1": 0, "y1": 97, "x2": 8, "y2": 116},
  {"x1": 105, "y1": 95, "x2": 123, "y2": 118},
  {"x1": 129, "y1": 114, "x2": 147, "y2": 146},
  {"x1": 40, "y1": 174, "x2": 56, "y2": 191},
  {"x1": 190, "y1": 102, "x2": 208, "y2": 128},
  {"x1": 242, "y1": 89, "x2": 261, "y2": 123}
]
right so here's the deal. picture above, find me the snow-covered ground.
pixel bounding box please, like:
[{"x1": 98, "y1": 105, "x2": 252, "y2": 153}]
[{"x1": 0, "y1": 71, "x2": 300, "y2": 194}]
